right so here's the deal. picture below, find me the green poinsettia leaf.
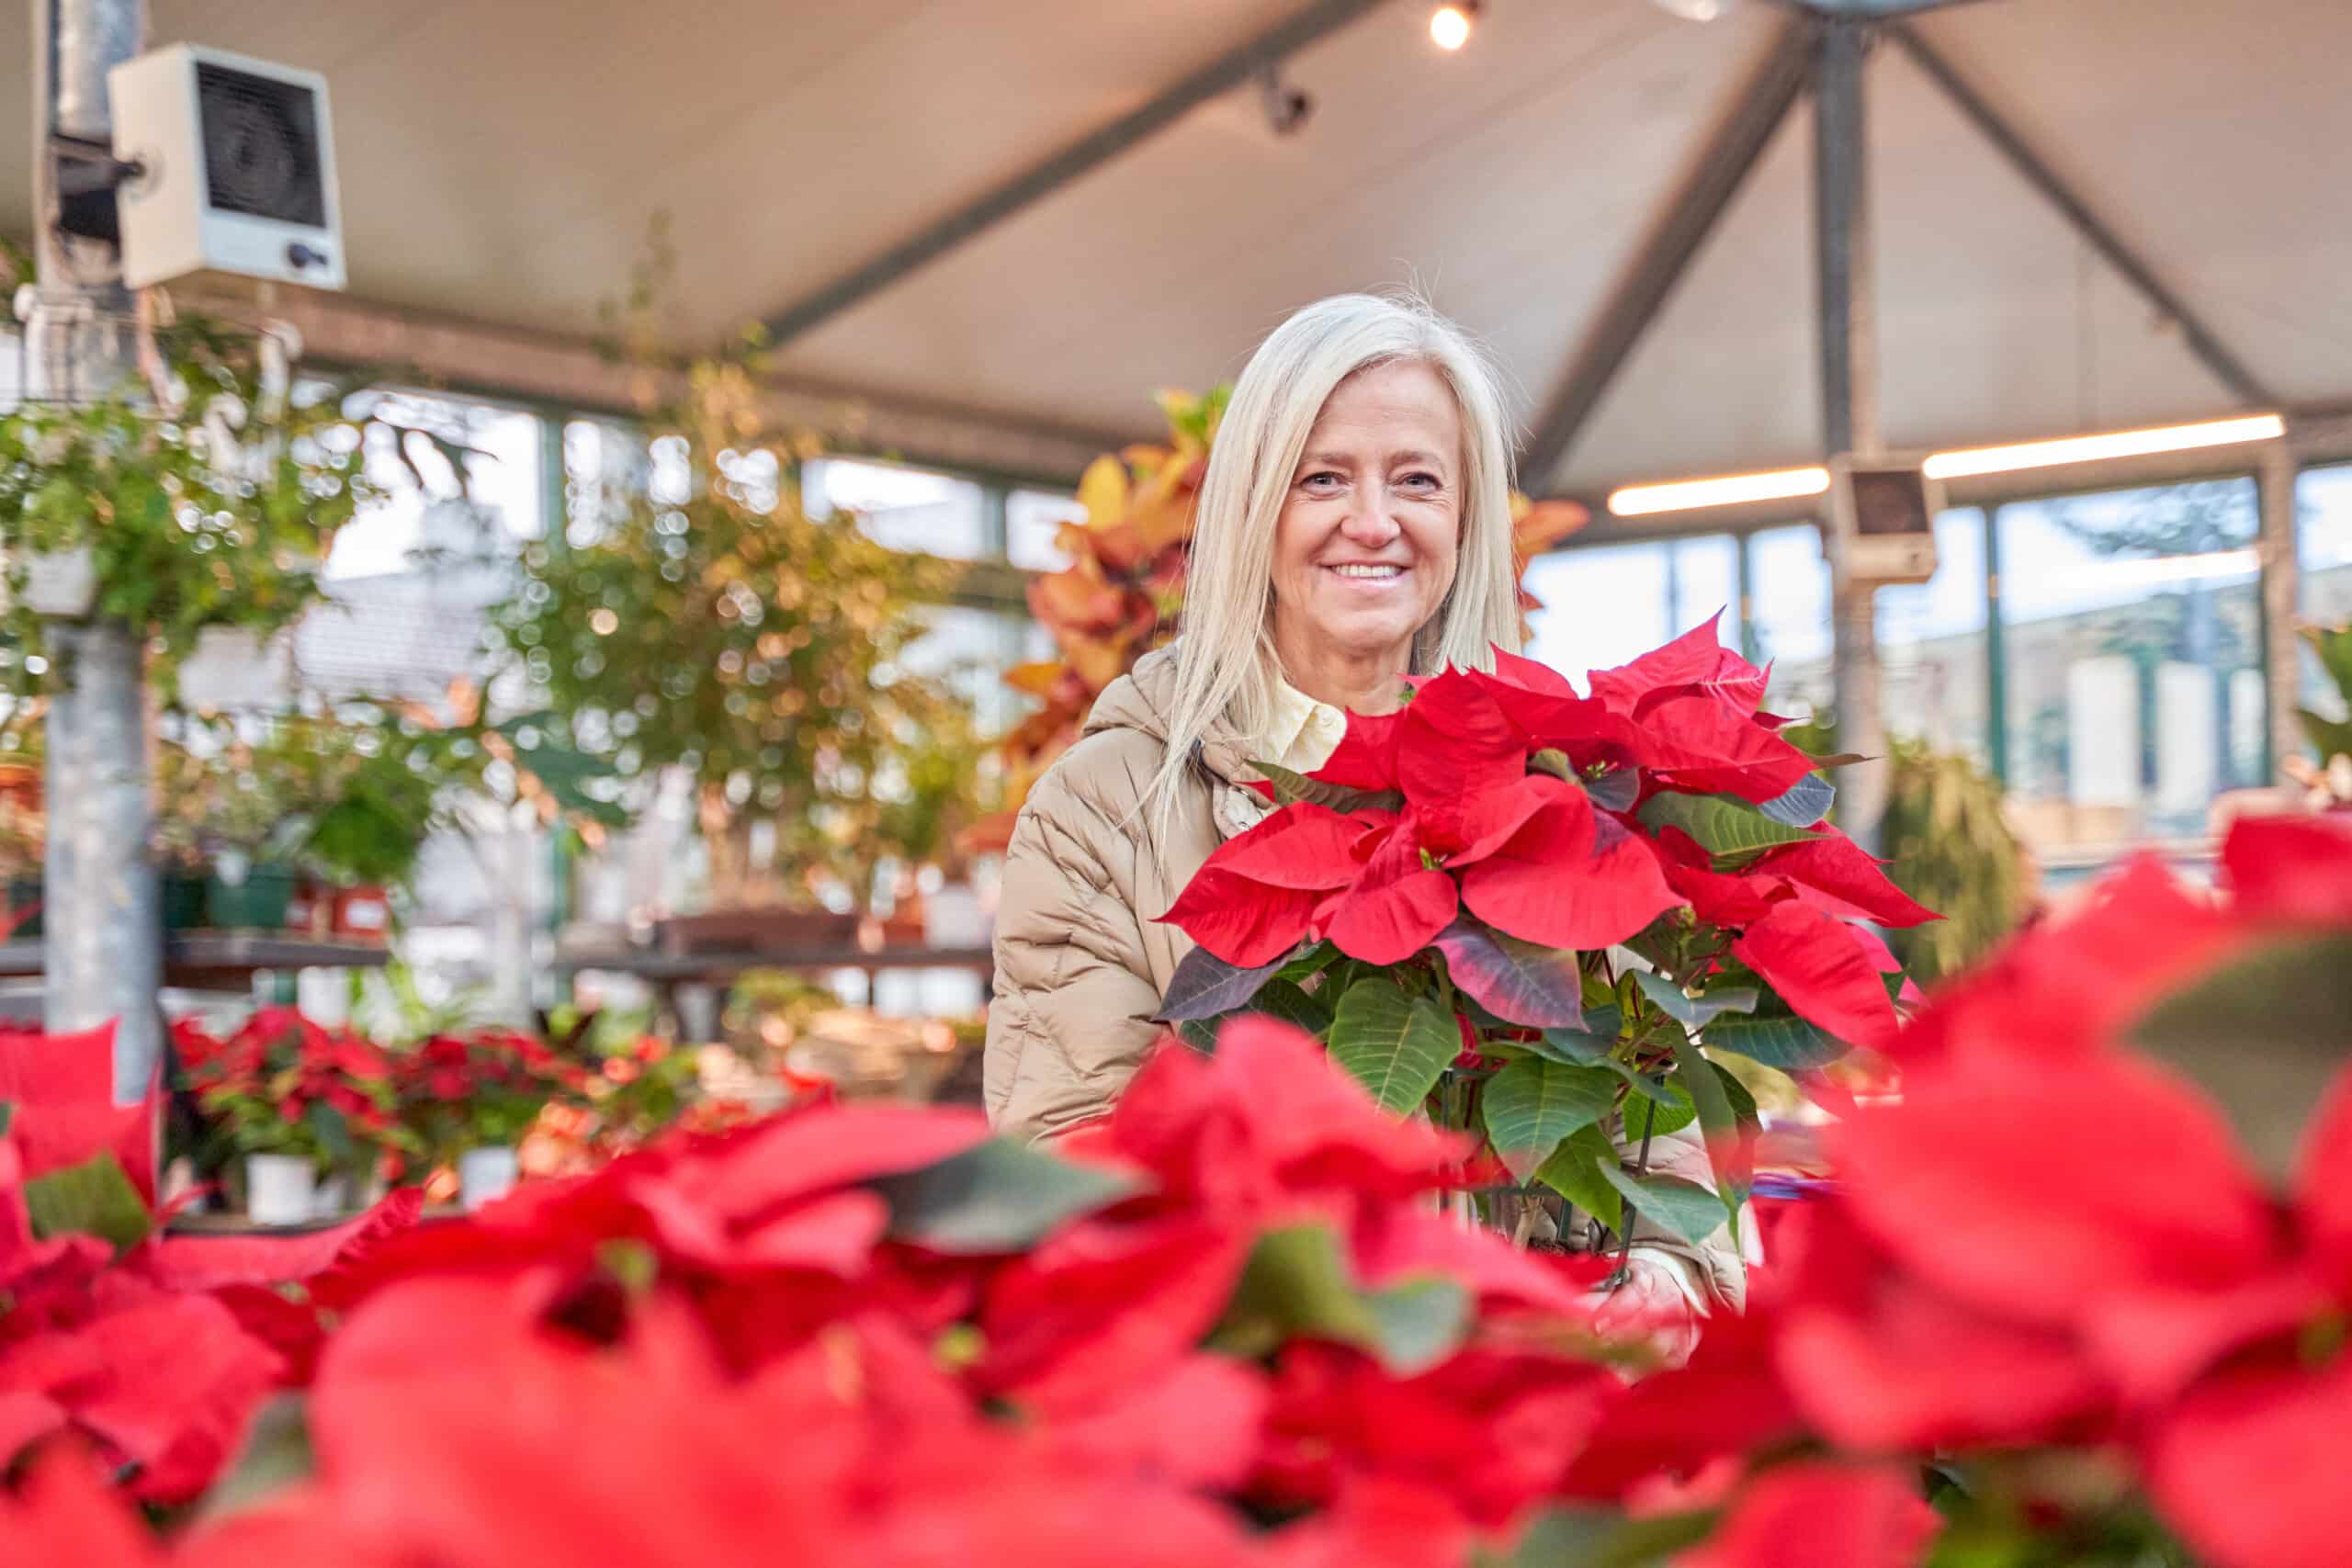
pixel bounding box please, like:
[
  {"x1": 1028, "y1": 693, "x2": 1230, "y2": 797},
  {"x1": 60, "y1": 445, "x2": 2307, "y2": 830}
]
[
  {"x1": 24, "y1": 1150, "x2": 153, "y2": 1254},
  {"x1": 1583, "y1": 770, "x2": 1641, "y2": 815},
  {"x1": 1532, "y1": 1122, "x2": 1623, "y2": 1234},
  {"x1": 1480, "y1": 1506, "x2": 1720, "y2": 1568},
  {"x1": 1636, "y1": 792, "x2": 1816, "y2": 857},
  {"x1": 1634, "y1": 972, "x2": 1758, "y2": 1029},
  {"x1": 1482, "y1": 1056, "x2": 1618, "y2": 1183},
  {"x1": 1701, "y1": 1010, "x2": 1849, "y2": 1072},
  {"x1": 1436, "y1": 919, "x2": 1584, "y2": 1029},
  {"x1": 1214, "y1": 1222, "x2": 1469, "y2": 1376},
  {"x1": 1158, "y1": 944, "x2": 1283, "y2": 1023},
  {"x1": 874, "y1": 1139, "x2": 1139, "y2": 1254},
  {"x1": 1599, "y1": 1166, "x2": 1727, "y2": 1248},
  {"x1": 1327, "y1": 977, "x2": 1456, "y2": 1114},
  {"x1": 1671, "y1": 1036, "x2": 1754, "y2": 1241},
  {"x1": 1251, "y1": 761, "x2": 1404, "y2": 816},
  {"x1": 1758, "y1": 772, "x2": 1836, "y2": 828}
]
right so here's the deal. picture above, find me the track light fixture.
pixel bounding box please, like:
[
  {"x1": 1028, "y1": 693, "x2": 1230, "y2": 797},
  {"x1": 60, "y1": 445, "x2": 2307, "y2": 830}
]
[{"x1": 1254, "y1": 62, "x2": 1313, "y2": 137}]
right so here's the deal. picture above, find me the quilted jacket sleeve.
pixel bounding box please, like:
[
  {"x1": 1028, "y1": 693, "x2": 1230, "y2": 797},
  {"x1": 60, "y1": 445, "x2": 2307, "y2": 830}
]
[{"x1": 983, "y1": 759, "x2": 1169, "y2": 1145}]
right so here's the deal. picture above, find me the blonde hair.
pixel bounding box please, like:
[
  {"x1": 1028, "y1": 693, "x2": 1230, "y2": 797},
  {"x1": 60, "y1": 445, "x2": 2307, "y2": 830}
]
[{"x1": 1145, "y1": 291, "x2": 1523, "y2": 827}]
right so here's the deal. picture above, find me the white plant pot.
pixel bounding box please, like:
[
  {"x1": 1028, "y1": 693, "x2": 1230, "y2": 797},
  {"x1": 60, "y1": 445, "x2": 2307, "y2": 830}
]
[
  {"x1": 458, "y1": 1145, "x2": 518, "y2": 1213},
  {"x1": 23, "y1": 546, "x2": 98, "y2": 619},
  {"x1": 245, "y1": 1153, "x2": 317, "y2": 1227}
]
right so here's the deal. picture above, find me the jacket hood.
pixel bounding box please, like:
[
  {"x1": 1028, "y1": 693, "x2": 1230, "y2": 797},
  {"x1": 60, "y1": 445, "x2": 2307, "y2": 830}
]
[{"x1": 1080, "y1": 642, "x2": 1254, "y2": 784}]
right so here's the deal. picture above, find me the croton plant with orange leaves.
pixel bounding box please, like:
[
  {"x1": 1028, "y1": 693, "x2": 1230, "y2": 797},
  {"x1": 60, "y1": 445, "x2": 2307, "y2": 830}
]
[{"x1": 967, "y1": 389, "x2": 1589, "y2": 852}]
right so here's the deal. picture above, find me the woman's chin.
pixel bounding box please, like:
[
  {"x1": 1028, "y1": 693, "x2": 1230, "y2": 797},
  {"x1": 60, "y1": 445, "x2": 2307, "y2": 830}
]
[{"x1": 1298, "y1": 608, "x2": 1427, "y2": 662}]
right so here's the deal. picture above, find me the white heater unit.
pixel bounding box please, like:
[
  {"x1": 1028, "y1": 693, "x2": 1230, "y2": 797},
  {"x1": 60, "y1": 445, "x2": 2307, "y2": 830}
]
[
  {"x1": 1826, "y1": 452, "x2": 1942, "y2": 587},
  {"x1": 107, "y1": 44, "x2": 345, "y2": 292}
]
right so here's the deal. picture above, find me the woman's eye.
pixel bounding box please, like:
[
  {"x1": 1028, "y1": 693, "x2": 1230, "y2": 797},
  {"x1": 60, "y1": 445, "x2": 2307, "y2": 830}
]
[
  {"x1": 1398, "y1": 471, "x2": 1441, "y2": 491},
  {"x1": 1302, "y1": 471, "x2": 1343, "y2": 490}
]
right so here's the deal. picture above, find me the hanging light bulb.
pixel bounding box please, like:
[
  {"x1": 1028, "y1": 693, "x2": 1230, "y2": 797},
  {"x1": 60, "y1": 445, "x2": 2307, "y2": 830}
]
[
  {"x1": 1429, "y1": 2, "x2": 1480, "y2": 51},
  {"x1": 1648, "y1": 0, "x2": 1738, "y2": 20}
]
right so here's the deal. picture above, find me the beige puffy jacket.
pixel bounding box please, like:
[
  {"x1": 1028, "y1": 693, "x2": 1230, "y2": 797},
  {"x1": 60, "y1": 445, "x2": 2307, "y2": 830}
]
[{"x1": 982, "y1": 643, "x2": 1749, "y2": 1309}]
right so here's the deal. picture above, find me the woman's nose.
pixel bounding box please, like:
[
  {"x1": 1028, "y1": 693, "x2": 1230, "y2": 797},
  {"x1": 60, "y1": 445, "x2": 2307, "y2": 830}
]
[{"x1": 1340, "y1": 504, "x2": 1400, "y2": 546}]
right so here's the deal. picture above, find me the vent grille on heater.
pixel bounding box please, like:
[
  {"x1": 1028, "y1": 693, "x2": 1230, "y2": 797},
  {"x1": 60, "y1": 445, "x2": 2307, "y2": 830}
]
[{"x1": 196, "y1": 62, "x2": 325, "y2": 228}]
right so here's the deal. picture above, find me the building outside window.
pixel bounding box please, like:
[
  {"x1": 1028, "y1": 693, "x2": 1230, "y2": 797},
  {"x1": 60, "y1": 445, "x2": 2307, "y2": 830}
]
[
  {"x1": 1006, "y1": 489, "x2": 1083, "y2": 572},
  {"x1": 2298, "y1": 465, "x2": 2352, "y2": 730},
  {"x1": 806, "y1": 457, "x2": 989, "y2": 559},
  {"x1": 1875, "y1": 509, "x2": 1991, "y2": 767},
  {"x1": 1745, "y1": 525, "x2": 1833, "y2": 722},
  {"x1": 1996, "y1": 479, "x2": 2263, "y2": 860},
  {"x1": 1523, "y1": 534, "x2": 1743, "y2": 690}
]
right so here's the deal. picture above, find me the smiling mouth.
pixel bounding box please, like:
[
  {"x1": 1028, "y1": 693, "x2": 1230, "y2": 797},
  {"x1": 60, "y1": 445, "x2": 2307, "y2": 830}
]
[{"x1": 1325, "y1": 564, "x2": 1406, "y2": 581}]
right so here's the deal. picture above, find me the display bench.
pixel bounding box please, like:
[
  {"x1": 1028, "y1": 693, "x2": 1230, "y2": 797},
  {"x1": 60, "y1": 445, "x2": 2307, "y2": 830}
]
[
  {"x1": 0, "y1": 933, "x2": 391, "y2": 993},
  {"x1": 554, "y1": 936, "x2": 992, "y2": 1042}
]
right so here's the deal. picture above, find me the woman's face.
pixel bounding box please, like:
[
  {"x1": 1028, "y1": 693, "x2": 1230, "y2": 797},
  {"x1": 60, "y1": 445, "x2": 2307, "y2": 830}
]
[{"x1": 1270, "y1": 359, "x2": 1464, "y2": 676}]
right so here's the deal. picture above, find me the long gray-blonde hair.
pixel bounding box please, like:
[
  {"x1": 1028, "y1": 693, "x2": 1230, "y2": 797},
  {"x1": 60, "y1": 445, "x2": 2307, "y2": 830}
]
[{"x1": 1144, "y1": 292, "x2": 1523, "y2": 829}]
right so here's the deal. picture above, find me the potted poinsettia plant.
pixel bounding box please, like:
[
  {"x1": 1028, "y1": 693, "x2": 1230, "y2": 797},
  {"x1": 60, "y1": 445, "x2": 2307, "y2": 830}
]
[
  {"x1": 1159, "y1": 616, "x2": 1936, "y2": 1278},
  {"x1": 173, "y1": 1009, "x2": 413, "y2": 1224},
  {"x1": 396, "y1": 1027, "x2": 575, "y2": 1210}
]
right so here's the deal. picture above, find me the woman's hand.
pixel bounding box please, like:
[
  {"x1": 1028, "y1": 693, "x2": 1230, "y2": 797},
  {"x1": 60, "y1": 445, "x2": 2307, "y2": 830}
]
[{"x1": 1590, "y1": 1247, "x2": 1705, "y2": 1367}]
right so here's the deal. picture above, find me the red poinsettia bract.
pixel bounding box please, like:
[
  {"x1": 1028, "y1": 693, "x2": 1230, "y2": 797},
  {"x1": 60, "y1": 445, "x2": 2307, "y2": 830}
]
[{"x1": 1162, "y1": 622, "x2": 1930, "y2": 1061}]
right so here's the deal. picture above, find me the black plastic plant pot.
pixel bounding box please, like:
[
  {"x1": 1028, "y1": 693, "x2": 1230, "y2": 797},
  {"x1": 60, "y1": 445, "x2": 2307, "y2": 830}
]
[
  {"x1": 4, "y1": 876, "x2": 40, "y2": 940},
  {"x1": 206, "y1": 863, "x2": 296, "y2": 932},
  {"x1": 161, "y1": 874, "x2": 211, "y2": 931}
]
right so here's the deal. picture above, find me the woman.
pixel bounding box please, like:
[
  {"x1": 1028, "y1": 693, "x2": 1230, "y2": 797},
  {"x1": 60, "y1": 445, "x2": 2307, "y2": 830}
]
[{"x1": 984, "y1": 294, "x2": 1745, "y2": 1320}]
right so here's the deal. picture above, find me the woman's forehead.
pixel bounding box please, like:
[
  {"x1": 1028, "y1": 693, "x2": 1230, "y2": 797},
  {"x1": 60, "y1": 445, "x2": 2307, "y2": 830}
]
[{"x1": 1306, "y1": 362, "x2": 1462, "y2": 450}]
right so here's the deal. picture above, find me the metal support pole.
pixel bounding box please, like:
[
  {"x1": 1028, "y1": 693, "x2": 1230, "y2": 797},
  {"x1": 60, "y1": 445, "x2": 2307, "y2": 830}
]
[
  {"x1": 1813, "y1": 17, "x2": 1889, "y2": 854},
  {"x1": 2256, "y1": 443, "x2": 2303, "y2": 784},
  {"x1": 29, "y1": 0, "x2": 160, "y2": 1100},
  {"x1": 1983, "y1": 503, "x2": 2008, "y2": 785},
  {"x1": 538, "y1": 415, "x2": 574, "y2": 1010}
]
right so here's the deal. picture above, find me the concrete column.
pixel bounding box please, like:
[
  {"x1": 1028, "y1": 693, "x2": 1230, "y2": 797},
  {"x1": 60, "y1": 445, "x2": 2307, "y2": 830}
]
[
  {"x1": 2257, "y1": 442, "x2": 2304, "y2": 782},
  {"x1": 1814, "y1": 17, "x2": 1890, "y2": 852},
  {"x1": 28, "y1": 0, "x2": 161, "y2": 1100}
]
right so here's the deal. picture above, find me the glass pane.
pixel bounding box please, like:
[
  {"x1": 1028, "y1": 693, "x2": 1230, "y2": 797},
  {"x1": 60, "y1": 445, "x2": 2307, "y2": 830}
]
[
  {"x1": 807, "y1": 457, "x2": 987, "y2": 559},
  {"x1": 2298, "y1": 465, "x2": 2352, "y2": 727},
  {"x1": 1523, "y1": 542, "x2": 1670, "y2": 688},
  {"x1": 328, "y1": 393, "x2": 544, "y2": 579},
  {"x1": 1997, "y1": 479, "x2": 2262, "y2": 860},
  {"x1": 1007, "y1": 489, "x2": 1082, "y2": 572},
  {"x1": 1746, "y1": 525, "x2": 1833, "y2": 722},
  {"x1": 0, "y1": 329, "x2": 21, "y2": 414},
  {"x1": 1876, "y1": 510, "x2": 1990, "y2": 765},
  {"x1": 1668, "y1": 535, "x2": 1741, "y2": 651},
  {"x1": 901, "y1": 606, "x2": 1032, "y2": 734}
]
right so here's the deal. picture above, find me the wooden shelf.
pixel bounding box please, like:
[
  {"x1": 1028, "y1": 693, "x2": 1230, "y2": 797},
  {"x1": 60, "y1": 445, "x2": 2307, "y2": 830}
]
[
  {"x1": 0, "y1": 933, "x2": 392, "y2": 990},
  {"x1": 555, "y1": 942, "x2": 992, "y2": 984}
]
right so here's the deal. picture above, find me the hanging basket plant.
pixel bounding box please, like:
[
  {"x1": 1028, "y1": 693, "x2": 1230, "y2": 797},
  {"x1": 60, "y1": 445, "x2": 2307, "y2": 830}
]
[{"x1": 0, "y1": 314, "x2": 388, "y2": 701}]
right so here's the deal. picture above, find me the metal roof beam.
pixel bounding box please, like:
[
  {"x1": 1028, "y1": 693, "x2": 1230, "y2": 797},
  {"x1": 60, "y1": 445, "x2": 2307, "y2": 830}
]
[
  {"x1": 1518, "y1": 17, "x2": 1815, "y2": 489},
  {"x1": 754, "y1": 0, "x2": 1394, "y2": 349},
  {"x1": 1891, "y1": 23, "x2": 2276, "y2": 410}
]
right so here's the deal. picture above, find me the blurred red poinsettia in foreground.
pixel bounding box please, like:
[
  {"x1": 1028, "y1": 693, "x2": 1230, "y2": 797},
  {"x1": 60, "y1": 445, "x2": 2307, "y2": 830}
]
[
  {"x1": 2, "y1": 810, "x2": 2346, "y2": 1566},
  {"x1": 1565, "y1": 811, "x2": 2352, "y2": 1568},
  {"x1": 0, "y1": 1021, "x2": 421, "y2": 1502}
]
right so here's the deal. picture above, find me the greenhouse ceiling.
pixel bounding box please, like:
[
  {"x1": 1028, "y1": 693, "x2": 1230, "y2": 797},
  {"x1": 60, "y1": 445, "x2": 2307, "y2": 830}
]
[{"x1": 5, "y1": 0, "x2": 2348, "y2": 496}]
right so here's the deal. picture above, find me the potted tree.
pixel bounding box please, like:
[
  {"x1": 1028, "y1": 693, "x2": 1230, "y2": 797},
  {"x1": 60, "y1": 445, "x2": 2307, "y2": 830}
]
[{"x1": 494, "y1": 355, "x2": 973, "y2": 948}]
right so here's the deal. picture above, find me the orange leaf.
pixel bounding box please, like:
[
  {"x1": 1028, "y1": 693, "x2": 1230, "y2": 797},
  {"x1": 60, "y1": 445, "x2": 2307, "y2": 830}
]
[
  {"x1": 1068, "y1": 629, "x2": 1139, "y2": 694},
  {"x1": 1511, "y1": 497, "x2": 1589, "y2": 556},
  {"x1": 1028, "y1": 566, "x2": 1127, "y2": 632},
  {"x1": 1077, "y1": 454, "x2": 1130, "y2": 532},
  {"x1": 1001, "y1": 661, "x2": 1068, "y2": 699}
]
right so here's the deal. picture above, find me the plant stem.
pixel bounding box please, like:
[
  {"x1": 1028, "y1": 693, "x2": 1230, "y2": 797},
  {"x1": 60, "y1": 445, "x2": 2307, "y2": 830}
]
[{"x1": 1606, "y1": 1097, "x2": 1659, "y2": 1289}]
